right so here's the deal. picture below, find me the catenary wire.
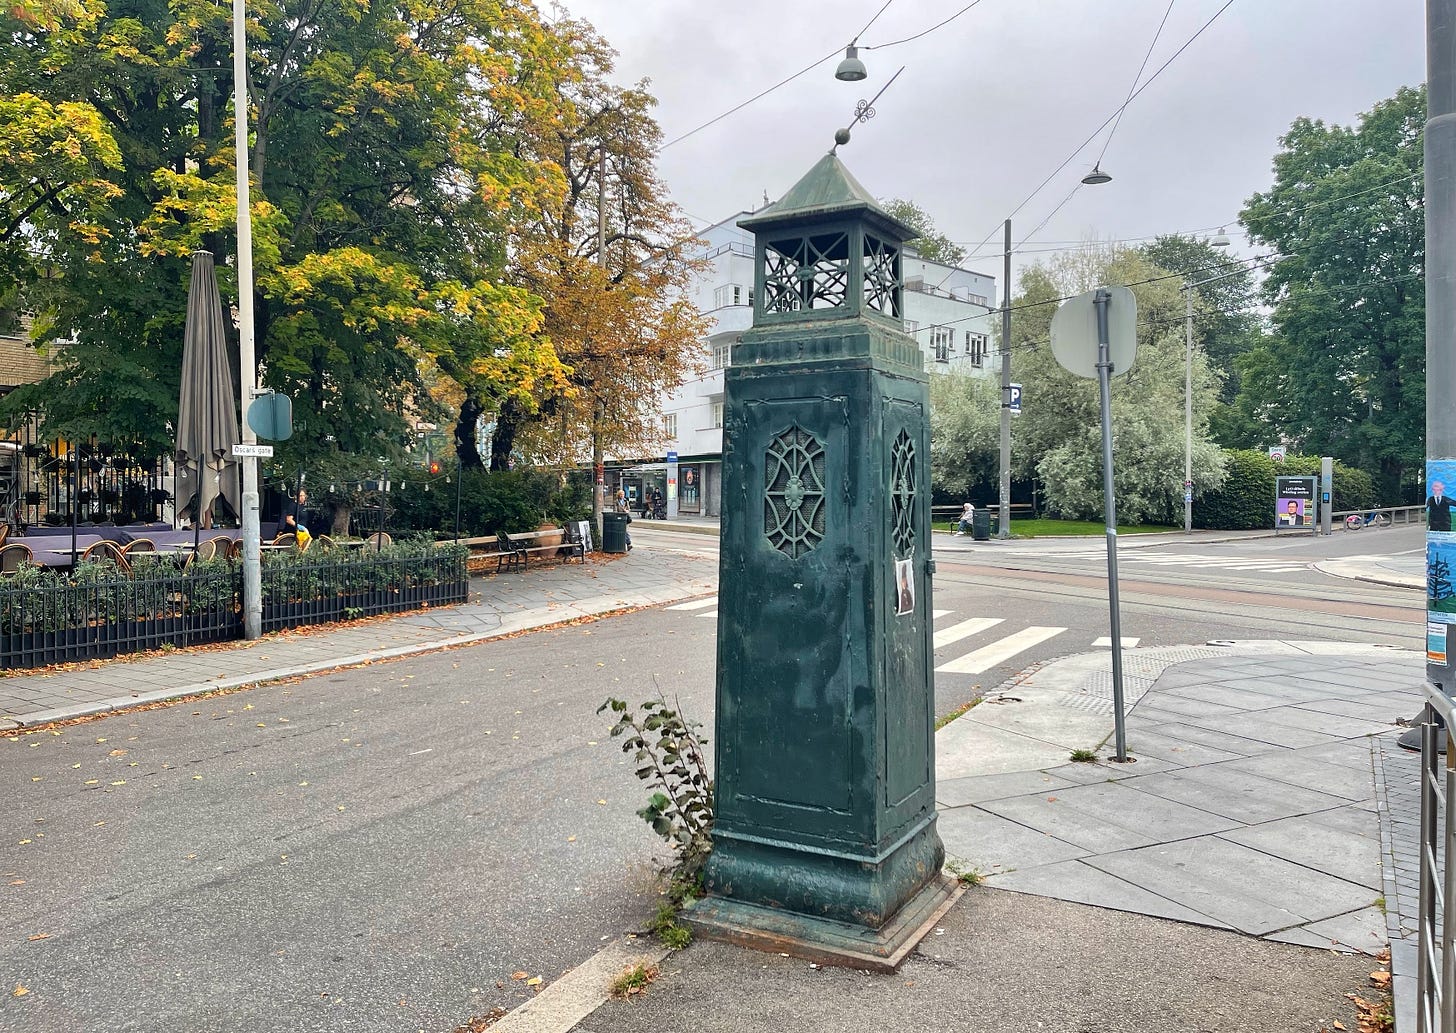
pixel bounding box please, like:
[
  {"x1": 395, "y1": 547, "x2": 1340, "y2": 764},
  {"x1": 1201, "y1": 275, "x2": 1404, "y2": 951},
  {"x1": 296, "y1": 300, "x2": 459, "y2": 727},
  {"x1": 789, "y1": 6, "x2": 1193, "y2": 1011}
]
[{"x1": 1096, "y1": 0, "x2": 1178, "y2": 169}]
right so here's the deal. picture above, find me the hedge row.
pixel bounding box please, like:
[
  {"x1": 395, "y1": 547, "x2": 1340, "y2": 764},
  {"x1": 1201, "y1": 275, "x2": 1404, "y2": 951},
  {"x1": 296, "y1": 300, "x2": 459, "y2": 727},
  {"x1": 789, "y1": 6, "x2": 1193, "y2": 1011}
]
[
  {"x1": 1194, "y1": 450, "x2": 1380, "y2": 531},
  {"x1": 389, "y1": 468, "x2": 593, "y2": 538}
]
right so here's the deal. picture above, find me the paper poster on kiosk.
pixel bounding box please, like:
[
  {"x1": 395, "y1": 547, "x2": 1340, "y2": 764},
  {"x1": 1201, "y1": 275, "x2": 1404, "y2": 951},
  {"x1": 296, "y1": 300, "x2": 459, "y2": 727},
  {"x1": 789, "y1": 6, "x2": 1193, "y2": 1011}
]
[
  {"x1": 1275, "y1": 476, "x2": 1316, "y2": 530},
  {"x1": 1427, "y1": 460, "x2": 1456, "y2": 667}
]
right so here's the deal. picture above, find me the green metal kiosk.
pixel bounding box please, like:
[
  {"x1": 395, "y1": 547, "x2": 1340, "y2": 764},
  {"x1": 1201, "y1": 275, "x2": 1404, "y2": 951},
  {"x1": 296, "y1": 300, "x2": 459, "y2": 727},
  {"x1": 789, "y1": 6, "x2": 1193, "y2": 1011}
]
[{"x1": 687, "y1": 150, "x2": 959, "y2": 970}]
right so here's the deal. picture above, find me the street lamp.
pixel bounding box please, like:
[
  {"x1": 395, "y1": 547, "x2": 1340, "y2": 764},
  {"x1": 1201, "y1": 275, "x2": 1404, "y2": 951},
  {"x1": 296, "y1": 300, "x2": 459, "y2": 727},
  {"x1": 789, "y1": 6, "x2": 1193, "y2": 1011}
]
[
  {"x1": 1183, "y1": 233, "x2": 1234, "y2": 534},
  {"x1": 1081, "y1": 165, "x2": 1113, "y2": 186},
  {"x1": 835, "y1": 45, "x2": 868, "y2": 81}
]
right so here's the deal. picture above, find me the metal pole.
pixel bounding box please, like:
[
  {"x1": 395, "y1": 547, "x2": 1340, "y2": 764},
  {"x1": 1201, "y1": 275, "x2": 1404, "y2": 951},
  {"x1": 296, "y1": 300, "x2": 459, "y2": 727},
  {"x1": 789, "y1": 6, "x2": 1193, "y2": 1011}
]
[
  {"x1": 1184, "y1": 285, "x2": 1194, "y2": 534},
  {"x1": 1430, "y1": 0, "x2": 1456, "y2": 693},
  {"x1": 1321, "y1": 455, "x2": 1334, "y2": 535},
  {"x1": 593, "y1": 147, "x2": 609, "y2": 539},
  {"x1": 454, "y1": 468, "x2": 462, "y2": 542},
  {"x1": 233, "y1": 0, "x2": 262, "y2": 640},
  {"x1": 69, "y1": 449, "x2": 77, "y2": 560},
  {"x1": 998, "y1": 218, "x2": 1012, "y2": 539},
  {"x1": 1094, "y1": 289, "x2": 1128, "y2": 762}
]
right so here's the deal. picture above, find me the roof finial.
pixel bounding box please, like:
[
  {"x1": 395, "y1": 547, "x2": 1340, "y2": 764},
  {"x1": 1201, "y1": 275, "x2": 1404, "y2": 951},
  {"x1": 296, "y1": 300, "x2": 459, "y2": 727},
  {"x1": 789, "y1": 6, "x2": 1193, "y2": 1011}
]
[{"x1": 831, "y1": 65, "x2": 905, "y2": 154}]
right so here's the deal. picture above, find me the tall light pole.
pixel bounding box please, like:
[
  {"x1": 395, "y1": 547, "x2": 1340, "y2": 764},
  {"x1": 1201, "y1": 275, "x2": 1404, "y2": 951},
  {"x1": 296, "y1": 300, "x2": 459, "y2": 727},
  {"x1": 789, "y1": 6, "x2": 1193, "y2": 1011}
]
[
  {"x1": 233, "y1": 0, "x2": 262, "y2": 639},
  {"x1": 997, "y1": 219, "x2": 1012, "y2": 538},
  {"x1": 1181, "y1": 230, "x2": 1232, "y2": 534}
]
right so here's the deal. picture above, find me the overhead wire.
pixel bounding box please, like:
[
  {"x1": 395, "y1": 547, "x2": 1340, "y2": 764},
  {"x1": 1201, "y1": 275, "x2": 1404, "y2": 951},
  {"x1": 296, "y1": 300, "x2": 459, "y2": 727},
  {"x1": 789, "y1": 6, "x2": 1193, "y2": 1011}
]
[
  {"x1": 861, "y1": 0, "x2": 987, "y2": 49},
  {"x1": 851, "y1": 0, "x2": 897, "y2": 44},
  {"x1": 945, "y1": 0, "x2": 1238, "y2": 284},
  {"x1": 1095, "y1": 0, "x2": 1178, "y2": 170},
  {"x1": 958, "y1": 171, "x2": 1423, "y2": 262},
  {"x1": 661, "y1": 0, "x2": 989, "y2": 151}
]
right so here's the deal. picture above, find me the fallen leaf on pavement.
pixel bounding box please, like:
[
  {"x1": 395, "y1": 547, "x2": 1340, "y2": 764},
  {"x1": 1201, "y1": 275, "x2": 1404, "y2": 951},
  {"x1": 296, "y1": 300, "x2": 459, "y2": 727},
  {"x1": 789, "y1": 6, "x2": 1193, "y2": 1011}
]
[
  {"x1": 12, "y1": 985, "x2": 28, "y2": 997},
  {"x1": 108, "y1": 749, "x2": 127, "y2": 757},
  {"x1": 1369, "y1": 970, "x2": 1391, "y2": 986},
  {"x1": 526, "y1": 976, "x2": 542, "y2": 988},
  {"x1": 510, "y1": 971, "x2": 528, "y2": 981},
  {"x1": 26, "y1": 934, "x2": 49, "y2": 941}
]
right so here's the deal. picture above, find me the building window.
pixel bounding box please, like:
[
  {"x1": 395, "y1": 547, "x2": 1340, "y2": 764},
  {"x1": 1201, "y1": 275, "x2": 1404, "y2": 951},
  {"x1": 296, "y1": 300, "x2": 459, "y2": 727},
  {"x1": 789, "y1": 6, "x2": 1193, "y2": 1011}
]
[
  {"x1": 711, "y1": 402, "x2": 724, "y2": 429},
  {"x1": 966, "y1": 332, "x2": 989, "y2": 368},
  {"x1": 711, "y1": 338, "x2": 733, "y2": 369},
  {"x1": 931, "y1": 326, "x2": 953, "y2": 363},
  {"x1": 664, "y1": 413, "x2": 678, "y2": 438},
  {"x1": 904, "y1": 319, "x2": 919, "y2": 333},
  {"x1": 969, "y1": 293, "x2": 988, "y2": 307},
  {"x1": 714, "y1": 284, "x2": 750, "y2": 309}
]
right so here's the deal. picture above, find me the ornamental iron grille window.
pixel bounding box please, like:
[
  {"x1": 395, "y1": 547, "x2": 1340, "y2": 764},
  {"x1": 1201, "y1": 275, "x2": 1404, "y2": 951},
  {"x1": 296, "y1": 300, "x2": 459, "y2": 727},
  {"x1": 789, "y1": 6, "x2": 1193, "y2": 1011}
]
[
  {"x1": 890, "y1": 429, "x2": 916, "y2": 559},
  {"x1": 762, "y1": 232, "x2": 850, "y2": 314},
  {"x1": 763, "y1": 425, "x2": 827, "y2": 559},
  {"x1": 863, "y1": 234, "x2": 902, "y2": 318}
]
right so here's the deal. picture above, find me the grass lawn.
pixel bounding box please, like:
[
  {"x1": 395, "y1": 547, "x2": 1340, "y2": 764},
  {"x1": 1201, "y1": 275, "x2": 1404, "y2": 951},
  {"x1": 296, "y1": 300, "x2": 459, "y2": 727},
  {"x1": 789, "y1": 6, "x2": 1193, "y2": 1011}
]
[{"x1": 942, "y1": 518, "x2": 1176, "y2": 538}]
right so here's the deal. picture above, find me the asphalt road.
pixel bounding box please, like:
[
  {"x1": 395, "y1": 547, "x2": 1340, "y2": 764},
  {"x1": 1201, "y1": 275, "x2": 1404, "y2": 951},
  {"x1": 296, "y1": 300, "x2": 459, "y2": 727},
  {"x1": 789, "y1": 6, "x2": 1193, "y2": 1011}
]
[
  {"x1": 1, "y1": 612, "x2": 715, "y2": 1033},
  {"x1": 634, "y1": 523, "x2": 1425, "y2": 715},
  {"x1": 0, "y1": 523, "x2": 1425, "y2": 1032}
]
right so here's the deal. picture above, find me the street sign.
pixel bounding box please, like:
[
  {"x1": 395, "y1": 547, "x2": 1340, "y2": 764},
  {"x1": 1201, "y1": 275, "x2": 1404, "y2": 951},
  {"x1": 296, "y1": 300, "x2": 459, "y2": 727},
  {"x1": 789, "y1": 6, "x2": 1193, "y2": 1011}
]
[
  {"x1": 246, "y1": 392, "x2": 293, "y2": 441},
  {"x1": 1050, "y1": 286, "x2": 1137, "y2": 379},
  {"x1": 231, "y1": 443, "x2": 274, "y2": 458},
  {"x1": 1008, "y1": 382, "x2": 1022, "y2": 415},
  {"x1": 1268, "y1": 446, "x2": 1285, "y2": 462},
  {"x1": 666, "y1": 450, "x2": 678, "y2": 463}
]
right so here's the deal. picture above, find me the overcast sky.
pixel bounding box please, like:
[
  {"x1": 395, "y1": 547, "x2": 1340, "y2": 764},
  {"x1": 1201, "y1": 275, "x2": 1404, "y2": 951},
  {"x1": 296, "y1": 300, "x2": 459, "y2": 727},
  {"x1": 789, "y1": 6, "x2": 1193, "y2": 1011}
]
[{"x1": 552, "y1": 0, "x2": 1425, "y2": 289}]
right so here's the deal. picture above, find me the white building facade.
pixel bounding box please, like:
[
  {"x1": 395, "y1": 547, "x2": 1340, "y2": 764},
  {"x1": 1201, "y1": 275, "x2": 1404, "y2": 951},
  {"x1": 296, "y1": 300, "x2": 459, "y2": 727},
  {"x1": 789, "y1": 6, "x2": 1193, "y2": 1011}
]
[{"x1": 649, "y1": 211, "x2": 999, "y2": 518}]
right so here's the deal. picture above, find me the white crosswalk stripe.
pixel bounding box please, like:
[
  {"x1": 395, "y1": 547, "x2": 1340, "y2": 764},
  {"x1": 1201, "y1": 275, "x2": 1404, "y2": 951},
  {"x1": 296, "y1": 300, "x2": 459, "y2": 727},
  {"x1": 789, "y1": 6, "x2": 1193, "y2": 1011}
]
[
  {"x1": 935, "y1": 626, "x2": 1066, "y2": 674},
  {"x1": 1092, "y1": 636, "x2": 1140, "y2": 648},
  {"x1": 933, "y1": 617, "x2": 1004, "y2": 650},
  {"x1": 1122, "y1": 553, "x2": 1308, "y2": 574},
  {"x1": 671, "y1": 600, "x2": 1083, "y2": 674},
  {"x1": 667, "y1": 597, "x2": 718, "y2": 611}
]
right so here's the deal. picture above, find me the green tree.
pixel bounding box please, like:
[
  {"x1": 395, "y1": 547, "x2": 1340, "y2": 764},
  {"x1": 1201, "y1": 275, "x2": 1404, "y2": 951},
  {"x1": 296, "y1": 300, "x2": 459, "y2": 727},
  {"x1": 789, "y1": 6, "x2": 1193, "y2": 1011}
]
[
  {"x1": 881, "y1": 198, "x2": 967, "y2": 266},
  {"x1": 1006, "y1": 246, "x2": 1226, "y2": 523},
  {"x1": 1239, "y1": 85, "x2": 1425, "y2": 502},
  {"x1": 0, "y1": 0, "x2": 571, "y2": 477},
  {"x1": 499, "y1": 19, "x2": 708, "y2": 528},
  {"x1": 928, "y1": 372, "x2": 999, "y2": 500}
]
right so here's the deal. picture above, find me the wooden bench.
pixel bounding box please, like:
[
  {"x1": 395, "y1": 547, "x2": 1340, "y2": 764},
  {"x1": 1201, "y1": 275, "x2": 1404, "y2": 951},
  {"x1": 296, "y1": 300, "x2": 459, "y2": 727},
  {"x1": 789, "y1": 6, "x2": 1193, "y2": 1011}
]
[{"x1": 496, "y1": 530, "x2": 567, "y2": 572}]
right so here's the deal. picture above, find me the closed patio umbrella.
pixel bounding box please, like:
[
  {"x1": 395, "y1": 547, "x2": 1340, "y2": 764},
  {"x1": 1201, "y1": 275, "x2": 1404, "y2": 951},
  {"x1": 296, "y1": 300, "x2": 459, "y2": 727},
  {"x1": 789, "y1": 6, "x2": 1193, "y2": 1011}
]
[{"x1": 175, "y1": 251, "x2": 241, "y2": 538}]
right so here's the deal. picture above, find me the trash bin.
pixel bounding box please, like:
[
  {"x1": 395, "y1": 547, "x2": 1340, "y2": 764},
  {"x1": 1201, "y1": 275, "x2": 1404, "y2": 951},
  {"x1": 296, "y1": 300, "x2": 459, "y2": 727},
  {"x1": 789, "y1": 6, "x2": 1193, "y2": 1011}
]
[
  {"x1": 973, "y1": 510, "x2": 991, "y2": 541},
  {"x1": 602, "y1": 512, "x2": 630, "y2": 554}
]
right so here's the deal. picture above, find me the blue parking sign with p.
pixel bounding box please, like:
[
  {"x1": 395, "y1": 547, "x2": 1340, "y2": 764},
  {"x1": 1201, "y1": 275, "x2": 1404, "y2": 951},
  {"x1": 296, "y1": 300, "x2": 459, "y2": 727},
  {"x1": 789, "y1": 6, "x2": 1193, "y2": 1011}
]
[{"x1": 1008, "y1": 383, "x2": 1022, "y2": 415}]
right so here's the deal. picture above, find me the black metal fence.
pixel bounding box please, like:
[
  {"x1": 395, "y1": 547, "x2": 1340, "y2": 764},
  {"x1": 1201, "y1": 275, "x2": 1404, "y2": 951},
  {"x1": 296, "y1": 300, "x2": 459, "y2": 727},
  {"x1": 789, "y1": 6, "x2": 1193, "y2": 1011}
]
[
  {"x1": 259, "y1": 547, "x2": 468, "y2": 633},
  {"x1": 0, "y1": 545, "x2": 469, "y2": 669}
]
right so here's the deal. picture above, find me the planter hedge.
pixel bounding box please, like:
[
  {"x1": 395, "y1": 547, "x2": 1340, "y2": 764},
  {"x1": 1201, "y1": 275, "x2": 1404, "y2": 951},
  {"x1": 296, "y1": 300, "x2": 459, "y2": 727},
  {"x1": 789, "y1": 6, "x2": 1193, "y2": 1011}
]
[
  {"x1": 0, "y1": 543, "x2": 469, "y2": 669},
  {"x1": 1194, "y1": 450, "x2": 1383, "y2": 530}
]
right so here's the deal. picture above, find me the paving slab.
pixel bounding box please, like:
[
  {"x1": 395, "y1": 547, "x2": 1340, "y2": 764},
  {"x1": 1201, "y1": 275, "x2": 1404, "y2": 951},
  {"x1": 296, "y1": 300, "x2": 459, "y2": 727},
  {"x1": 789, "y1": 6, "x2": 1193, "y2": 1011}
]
[
  {"x1": 1297, "y1": 907, "x2": 1390, "y2": 956},
  {"x1": 979, "y1": 780, "x2": 1238, "y2": 853},
  {"x1": 988, "y1": 862, "x2": 1229, "y2": 928},
  {"x1": 937, "y1": 806, "x2": 1088, "y2": 874},
  {"x1": 1216, "y1": 807, "x2": 1382, "y2": 889},
  {"x1": 1117, "y1": 765, "x2": 1350, "y2": 825},
  {"x1": 1127, "y1": 719, "x2": 1290, "y2": 757},
  {"x1": 1085, "y1": 835, "x2": 1377, "y2": 936},
  {"x1": 1215, "y1": 749, "x2": 1376, "y2": 803},
  {"x1": 1171, "y1": 711, "x2": 1341, "y2": 749},
  {"x1": 935, "y1": 769, "x2": 1076, "y2": 809}
]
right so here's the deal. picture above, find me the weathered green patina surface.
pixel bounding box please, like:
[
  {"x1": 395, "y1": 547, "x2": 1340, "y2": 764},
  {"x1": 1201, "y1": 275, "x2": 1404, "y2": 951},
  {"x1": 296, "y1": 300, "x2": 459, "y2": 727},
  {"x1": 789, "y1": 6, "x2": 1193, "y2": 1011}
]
[{"x1": 688, "y1": 152, "x2": 957, "y2": 969}]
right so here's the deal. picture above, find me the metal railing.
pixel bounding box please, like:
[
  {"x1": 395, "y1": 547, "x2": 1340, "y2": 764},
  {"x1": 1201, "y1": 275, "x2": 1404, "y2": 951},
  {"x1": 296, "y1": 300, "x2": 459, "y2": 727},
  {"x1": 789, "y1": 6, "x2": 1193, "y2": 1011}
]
[
  {"x1": 1419, "y1": 683, "x2": 1456, "y2": 1033},
  {"x1": 1333, "y1": 504, "x2": 1427, "y2": 529}
]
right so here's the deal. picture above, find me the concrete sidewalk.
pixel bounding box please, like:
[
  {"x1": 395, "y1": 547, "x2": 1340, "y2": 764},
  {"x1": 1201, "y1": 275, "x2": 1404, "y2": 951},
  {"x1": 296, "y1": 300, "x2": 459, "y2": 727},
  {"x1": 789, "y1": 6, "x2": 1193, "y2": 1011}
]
[
  {"x1": 0, "y1": 546, "x2": 719, "y2": 729},
  {"x1": 558, "y1": 641, "x2": 1422, "y2": 1033}
]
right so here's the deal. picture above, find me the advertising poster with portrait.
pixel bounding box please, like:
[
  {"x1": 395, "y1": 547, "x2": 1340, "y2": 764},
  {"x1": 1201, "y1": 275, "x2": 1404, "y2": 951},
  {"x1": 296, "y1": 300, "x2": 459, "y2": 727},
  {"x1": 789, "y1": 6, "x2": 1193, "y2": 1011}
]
[
  {"x1": 1427, "y1": 460, "x2": 1456, "y2": 666},
  {"x1": 1274, "y1": 476, "x2": 1316, "y2": 531},
  {"x1": 679, "y1": 464, "x2": 701, "y2": 514}
]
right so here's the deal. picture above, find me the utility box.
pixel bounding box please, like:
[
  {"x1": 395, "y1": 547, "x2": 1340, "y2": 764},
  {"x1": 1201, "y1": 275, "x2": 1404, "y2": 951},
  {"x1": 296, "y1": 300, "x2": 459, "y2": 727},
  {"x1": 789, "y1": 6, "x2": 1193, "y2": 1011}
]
[{"x1": 687, "y1": 151, "x2": 957, "y2": 970}]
